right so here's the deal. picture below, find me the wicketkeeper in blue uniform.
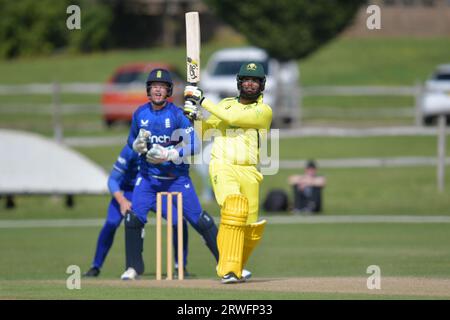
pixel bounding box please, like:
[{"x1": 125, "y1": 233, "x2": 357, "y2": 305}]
[
  {"x1": 121, "y1": 68, "x2": 219, "y2": 280},
  {"x1": 83, "y1": 144, "x2": 189, "y2": 277}
]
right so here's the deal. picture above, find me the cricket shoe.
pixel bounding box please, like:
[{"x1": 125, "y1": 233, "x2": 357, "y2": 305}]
[
  {"x1": 221, "y1": 272, "x2": 243, "y2": 284},
  {"x1": 83, "y1": 267, "x2": 100, "y2": 277},
  {"x1": 121, "y1": 267, "x2": 138, "y2": 280}
]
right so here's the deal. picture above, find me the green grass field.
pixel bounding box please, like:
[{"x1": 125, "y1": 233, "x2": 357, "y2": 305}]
[
  {"x1": 2, "y1": 121, "x2": 450, "y2": 299},
  {"x1": 1, "y1": 37, "x2": 449, "y2": 85},
  {"x1": 0, "y1": 223, "x2": 449, "y2": 299},
  {"x1": 1, "y1": 134, "x2": 449, "y2": 298}
]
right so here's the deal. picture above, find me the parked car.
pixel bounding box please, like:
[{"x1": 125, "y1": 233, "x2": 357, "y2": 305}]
[
  {"x1": 200, "y1": 47, "x2": 300, "y2": 127},
  {"x1": 422, "y1": 64, "x2": 450, "y2": 125},
  {"x1": 101, "y1": 62, "x2": 184, "y2": 127}
]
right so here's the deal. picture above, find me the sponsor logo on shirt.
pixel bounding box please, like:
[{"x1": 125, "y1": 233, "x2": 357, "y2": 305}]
[
  {"x1": 141, "y1": 119, "x2": 149, "y2": 127},
  {"x1": 149, "y1": 135, "x2": 170, "y2": 144}
]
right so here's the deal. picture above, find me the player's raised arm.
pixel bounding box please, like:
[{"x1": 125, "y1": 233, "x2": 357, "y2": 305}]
[{"x1": 201, "y1": 97, "x2": 272, "y2": 129}]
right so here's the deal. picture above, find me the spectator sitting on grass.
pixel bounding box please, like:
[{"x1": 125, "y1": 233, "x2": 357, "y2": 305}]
[{"x1": 288, "y1": 160, "x2": 326, "y2": 214}]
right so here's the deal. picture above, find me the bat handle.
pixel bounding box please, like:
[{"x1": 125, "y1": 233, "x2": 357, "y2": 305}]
[{"x1": 185, "y1": 82, "x2": 199, "y2": 104}]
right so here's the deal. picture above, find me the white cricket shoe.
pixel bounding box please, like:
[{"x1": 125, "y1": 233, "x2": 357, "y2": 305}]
[
  {"x1": 221, "y1": 272, "x2": 241, "y2": 284},
  {"x1": 121, "y1": 267, "x2": 138, "y2": 280}
]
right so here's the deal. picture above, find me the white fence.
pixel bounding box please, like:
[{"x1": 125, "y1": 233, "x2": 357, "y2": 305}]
[
  {"x1": 299, "y1": 84, "x2": 424, "y2": 126},
  {"x1": 0, "y1": 83, "x2": 140, "y2": 143},
  {"x1": 0, "y1": 82, "x2": 426, "y2": 132}
]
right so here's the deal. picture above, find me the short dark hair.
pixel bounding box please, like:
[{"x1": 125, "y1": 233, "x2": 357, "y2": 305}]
[{"x1": 306, "y1": 160, "x2": 316, "y2": 169}]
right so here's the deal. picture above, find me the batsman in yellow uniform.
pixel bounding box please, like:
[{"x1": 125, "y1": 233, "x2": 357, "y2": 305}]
[{"x1": 184, "y1": 62, "x2": 272, "y2": 283}]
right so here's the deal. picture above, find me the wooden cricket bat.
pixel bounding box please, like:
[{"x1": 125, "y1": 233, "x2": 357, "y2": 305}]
[{"x1": 185, "y1": 12, "x2": 200, "y2": 85}]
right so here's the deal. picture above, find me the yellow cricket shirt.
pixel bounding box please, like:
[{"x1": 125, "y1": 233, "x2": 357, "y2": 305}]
[{"x1": 200, "y1": 95, "x2": 272, "y2": 165}]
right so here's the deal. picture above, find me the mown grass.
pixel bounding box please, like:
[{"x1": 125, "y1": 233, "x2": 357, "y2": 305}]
[
  {"x1": 277, "y1": 136, "x2": 450, "y2": 159},
  {"x1": 1, "y1": 37, "x2": 449, "y2": 85},
  {"x1": 0, "y1": 223, "x2": 449, "y2": 299},
  {"x1": 300, "y1": 37, "x2": 450, "y2": 86}
]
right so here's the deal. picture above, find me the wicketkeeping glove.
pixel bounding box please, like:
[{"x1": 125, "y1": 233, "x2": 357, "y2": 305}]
[
  {"x1": 183, "y1": 100, "x2": 201, "y2": 121},
  {"x1": 184, "y1": 85, "x2": 204, "y2": 104},
  {"x1": 132, "y1": 128, "x2": 151, "y2": 154},
  {"x1": 146, "y1": 144, "x2": 180, "y2": 164}
]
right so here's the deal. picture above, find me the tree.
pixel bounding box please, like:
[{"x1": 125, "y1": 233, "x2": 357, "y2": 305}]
[
  {"x1": 204, "y1": 0, "x2": 365, "y2": 61},
  {"x1": 0, "y1": 0, "x2": 69, "y2": 58},
  {"x1": 0, "y1": 0, "x2": 114, "y2": 59}
]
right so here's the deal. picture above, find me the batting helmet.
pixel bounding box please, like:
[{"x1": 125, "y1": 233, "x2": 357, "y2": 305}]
[
  {"x1": 146, "y1": 68, "x2": 173, "y2": 97},
  {"x1": 236, "y1": 62, "x2": 266, "y2": 97}
]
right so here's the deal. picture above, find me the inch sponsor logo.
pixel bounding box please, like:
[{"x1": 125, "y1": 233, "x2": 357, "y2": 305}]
[{"x1": 149, "y1": 135, "x2": 171, "y2": 144}]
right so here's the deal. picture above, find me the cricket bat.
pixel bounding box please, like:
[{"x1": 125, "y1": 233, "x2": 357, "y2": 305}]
[{"x1": 185, "y1": 12, "x2": 200, "y2": 85}]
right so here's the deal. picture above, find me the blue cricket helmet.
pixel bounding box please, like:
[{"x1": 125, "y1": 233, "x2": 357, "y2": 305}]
[{"x1": 146, "y1": 68, "x2": 173, "y2": 97}]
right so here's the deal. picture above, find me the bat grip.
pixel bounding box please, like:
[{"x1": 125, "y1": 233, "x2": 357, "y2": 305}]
[{"x1": 185, "y1": 82, "x2": 199, "y2": 104}]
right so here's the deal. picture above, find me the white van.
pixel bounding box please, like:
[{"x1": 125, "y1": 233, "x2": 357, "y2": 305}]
[
  {"x1": 421, "y1": 64, "x2": 450, "y2": 125},
  {"x1": 201, "y1": 47, "x2": 300, "y2": 127}
]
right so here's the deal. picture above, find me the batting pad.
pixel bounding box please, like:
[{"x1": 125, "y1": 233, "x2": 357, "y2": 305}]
[
  {"x1": 216, "y1": 194, "x2": 248, "y2": 278},
  {"x1": 242, "y1": 219, "x2": 267, "y2": 268}
]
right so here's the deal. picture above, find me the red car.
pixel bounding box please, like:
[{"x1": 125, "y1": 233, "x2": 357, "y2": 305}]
[{"x1": 101, "y1": 62, "x2": 184, "y2": 126}]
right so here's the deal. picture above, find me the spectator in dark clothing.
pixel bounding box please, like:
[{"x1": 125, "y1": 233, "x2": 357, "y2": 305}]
[{"x1": 288, "y1": 160, "x2": 326, "y2": 214}]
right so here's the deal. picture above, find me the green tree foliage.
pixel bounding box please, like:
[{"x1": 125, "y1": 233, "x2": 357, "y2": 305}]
[
  {"x1": 204, "y1": 0, "x2": 365, "y2": 61},
  {"x1": 0, "y1": 0, "x2": 114, "y2": 59},
  {"x1": 0, "y1": 0, "x2": 69, "y2": 58}
]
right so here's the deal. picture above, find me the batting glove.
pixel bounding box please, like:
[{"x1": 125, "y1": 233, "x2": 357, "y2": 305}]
[
  {"x1": 146, "y1": 144, "x2": 180, "y2": 164},
  {"x1": 183, "y1": 100, "x2": 201, "y2": 121},
  {"x1": 184, "y1": 85, "x2": 204, "y2": 104},
  {"x1": 132, "y1": 128, "x2": 151, "y2": 154}
]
